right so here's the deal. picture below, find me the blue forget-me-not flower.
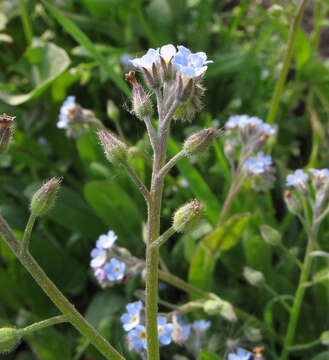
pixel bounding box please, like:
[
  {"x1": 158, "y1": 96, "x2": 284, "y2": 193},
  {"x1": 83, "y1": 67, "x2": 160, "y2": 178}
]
[
  {"x1": 57, "y1": 96, "x2": 76, "y2": 129},
  {"x1": 96, "y1": 230, "x2": 117, "y2": 249},
  {"x1": 192, "y1": 319, "x2": 211, "y2": 332},
  {"x1": 127, "y1": 325, "x2": 147, "y2": 351},
  {"x1": 228, "y1": 348, "x2": 252, "y2": 360},
  {"x1": 245, "y1": 152, "x2": 272, "y2": 175},
  {"x1": 120, "y1": 301, "x2": 143, "y2": 332},
  {"x1": 157, "y1": 316, "x2": 174, "y2": 346},
  {"x1": 90, "y1": 248, "x2": 107, "y2": 268},
  {"x1": 286, "y1": 169, "x2": 308, "y2": 188},
  {"x1": 104, "y1": 258, "x2": 126, "y2": 281}
]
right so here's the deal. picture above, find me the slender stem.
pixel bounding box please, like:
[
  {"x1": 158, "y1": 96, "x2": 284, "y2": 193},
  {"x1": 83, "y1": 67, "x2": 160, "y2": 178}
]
[
  {"x1": 150, "y1": 226, "x2": 176, "y2": 249},
  {"x1": 216, "y1": 174, "x2": 246, "y2": 226},
  {"x1": 280, "y1": 232, "x2": 316, "y2": 360},
  {"x1": 18, "y1": 0, "x2": 33, "y2": 45},
  {"x1": 20, "y1": 214, "x2": 37, "y2": 256},
  {"x1": 0, "y1": 214, "x2": 125, "y2": 360},
  {"x1": 266, "y1": 0, "x2": 308, "y2": 125},
  {"x1": 288, "y1": 338, "x2": 321, "y2": 352},
  {"x1": 263, "y1": 283, "x2": 291, "y2": 313},
  {"x1": 18, "y1": 315, "x2": 68, "y2": 336},
  {"x1": 123, "y1": 163, "x2": 150, "y2": 203},
  {"x1": 144, "y1": 116, "x2": 158, "y2": 152},
  {"x1": 278, "y1": 243, "x2": 303, "y2": 270},
  {"x1": 157, "y1": 150, "x2": 185, "y2": 179}
]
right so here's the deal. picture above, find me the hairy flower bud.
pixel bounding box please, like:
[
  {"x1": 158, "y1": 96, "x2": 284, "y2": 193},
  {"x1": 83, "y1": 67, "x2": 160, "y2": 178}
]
[
  {"x1": 284, "y1": 189, "x2": 302, "y2": 216},
  {"x1": 0, "y1": 113, "x2": 15, "y2": 155},
  {"x1": 0, "y1": 328, "x2": 21, "y2": 353},
  {"x1": 132, "y1": 83, "x2": 153, "y2": 120},
  {"x1": 243, "y1": 267, "x2": 265, "y2": 287},
  {"x1": 98, "y1": 130, "x2": 128, "y2": 166},
  {"x1": 203, "y1": 299, "x2": 237, "y2": 322},
  {"x1": 183, "y1": 128, "x2": 217, "y2": 157},
  {"x1": 259, "y1": 224, "x2": 281, "y2": 246},
  {"x1": 173, "y1": 199, "x2": 204, "y2": 232},
  {"x1": 31, "y1": 178, "x2": 61, "y2": 217}
]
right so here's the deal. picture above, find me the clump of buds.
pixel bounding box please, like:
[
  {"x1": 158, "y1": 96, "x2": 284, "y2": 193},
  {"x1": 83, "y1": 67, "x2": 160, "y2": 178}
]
[
  {"x1": 173, "y1": 199, "x2": 204, "y2": 232},
  {"x1": 0, "y1": 327, "x2": 21, "y2": 353},
  {"x1": 98, "y1": 130, "x2": 128, "y2": 166},
  {"x1": 183, "y1": 128, "x2": 218, "y2": 157},
  {"x1": 0, "y1": 113, "x2": 15, "y2": 155},
  {"x1": 126, "y1": 71, "x2": 153, "y2": 120},
  {"x1": 30, "y1": 178, "x2": 62, "y2": 217}
]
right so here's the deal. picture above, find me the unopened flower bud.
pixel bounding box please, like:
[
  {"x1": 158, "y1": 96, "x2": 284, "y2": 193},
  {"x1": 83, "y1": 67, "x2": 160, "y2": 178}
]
[
  {"x1": 183, "y1": 128, "x2": 217, "y2": 157},
  {"x1": 0, "y1": 113, "x2": 15, "y2": 155},
  {"x1": 31, "y1": 178, "x2": 61, "y2": 217},
  {"x1": 0, "y1": 327, "x2": 21, "y2": 353},
  {"x1": 139, "y1": 64, "x2": 161, "y2": 89},
  {"x1": 320, "y1": 330, "x2": 329, "y2": 346},
  {"x1": 107, "y1": 100, "x2": 119, "y2": 121},
  {"x1": 243, "y1": 267, "x2": 265, "y2": 287},
  {"x1": 132, "y1": 84, "x2": 153, "y2": 120},
  {"x1": 203, "y1": 299, "x2": 237, "y2": 322},
  {"x1": 284, "y1": 189, "x2": 302, "y2": 215},
  {"x1": 259, "y1": 224, "x2": 281, "y2": 246},
  {"x1": 98, "y1": 130, "x2": 128, "y2": 165},
  {"x1": 173, "y1": 199, "x2": 204, "y2": 232},
  {"x1": 268, "y1": 4, "x2": 284, "y2": 18}
]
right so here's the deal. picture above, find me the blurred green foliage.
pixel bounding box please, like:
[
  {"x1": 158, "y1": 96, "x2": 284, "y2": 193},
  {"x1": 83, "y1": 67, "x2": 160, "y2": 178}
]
[{"x1": 0, "y1": 0, "x2": 329, "y2": 359}]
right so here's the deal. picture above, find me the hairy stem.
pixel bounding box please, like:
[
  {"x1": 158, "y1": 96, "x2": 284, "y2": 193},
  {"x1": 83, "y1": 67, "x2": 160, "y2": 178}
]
[
  {"x1": 20, "y1": 213, "x2": 36, "y2": 256},
  {"x1": 150, "y1": 226, "x2": 176, "y2": 249},
  {"x1": 280, "y1": 231, "x2": 316, "y2": 360},
  {"x1": 123, "y1": 163, "x2": 150, "y2": 203},
  {"x1": 18, "y1": 315, "x2": 68, "y2": 336},
  {"x1": 0, "y1": 215, "x2": 125, "y2": 360},
  {"x1": 266, "y1": 0, "x2": 308, "y2": 125}
]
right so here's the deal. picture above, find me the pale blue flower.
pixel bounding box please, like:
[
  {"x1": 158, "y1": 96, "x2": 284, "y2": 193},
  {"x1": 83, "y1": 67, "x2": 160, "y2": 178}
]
[
  {"x1": 94, "y1": 268, "x2": 107, "y2": 282},
  {"x1": 104, "y1": 258, "x2": 126, "y2": 281},
  {"x1": 90, "y1": 248, "x2": 107, "y2": 268},
  {"x1": 245, "y1": 152, "x2": 272, "y2": 175},
  {"x1": 57, "y1": 96, "x2": 76, "y2": 129},
  {"x1": 127, "y1": 325, "x2": 147, "y2": 351},
  {"x1": 160, "y1": 44, "x2": 177, "y2": 62},
  {"x1": 225, "y1": 115, "x2": 277, "y2": 136},
  {"x1": 157, "y1": 317, "x2": 173, "y2": 346},
  {"x1": 193, "y1": 319, "x2": 211, "y2": 332},
  {"x1": 228, "y1": 348, "x2": 252, "y2": 360},
  {"x1": 286, "y1": 169, "x2": 308, "y2": 187},
  {"x1": 130, "y1": 48, "x2": 160, "y2": 69},
  {"x1": 96, "y1": 230, "x2": 117, "y2": 249},
  {"x1": 309, "y1": 168, "x2": 329, "y2": 179},
  {"x1": 120, "y1": 301, "x2": 143, "y2": 332},
  {"x1": 172, "y1": 45, "x2": 213, "y2": 77},
  {"x1": 178, "y1": 317, "x2": 191, "y2": 341}
]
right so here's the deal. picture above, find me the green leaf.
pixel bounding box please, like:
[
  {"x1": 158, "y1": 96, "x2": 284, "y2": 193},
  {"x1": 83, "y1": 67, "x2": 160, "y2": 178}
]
[
  {"x1": 188, "y1": 213, "x2": 249, "y2": 290},
  {"x1": 17, "y1": 310, "x2": 71, "y2": 360},
  {"x1": 168, "y1": 137, "x2": 221, "y2": 225},
  {"x1": 42, "y1": 0, "x2": 129, "y2": 95},
  {"x1": 0, "y1": 42, "x2": 70, "y2": 105},
  {"x1": 295, "y1": 29, "x2": 311, "y2": 71},
  {"x1": 47, "y1": 185, "x2": 107, "y2": 239},
  {"x1": 84, "y1": 181, "x2": 143, "y2": 249},
  {"x1": 198, "y1": 351, "x2": 222, "y2": 360}
]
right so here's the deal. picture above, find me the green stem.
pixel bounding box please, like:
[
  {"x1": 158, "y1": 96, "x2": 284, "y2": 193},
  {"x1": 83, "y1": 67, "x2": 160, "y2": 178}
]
[
  {"x1": 20, "y1": 213, "x2": 36, "y2": 256},
  {"x1": 0, "y1": 215, "x2": 125, "y2": 360},
  {"x1": 150, "y1": 226, "x2": 176, "y2": 249},
  {"x1": 280, "y1": 233, "x2": 316, "y2": 360},
  {"x1": 266, "y1": 0, "x2": 308, "y2": 125},
  {"x1": 288, "y1": 338, "x2": 321, "y2": 352},
  {"x1": 18, "y1": 0, "x2": 33, "y2": 45},
  {"x1": 18, "y1": 315, "x2": 68, "y2": 336},
  {"x1": 278, "y1": 243, "x2": 303, "y2": 270},
  {"x1": 123, "y1": 163, "x2": 150, "y2": 203},
  {"x1": 264, "y1": 283, "x2": 291, "y2": 313}
]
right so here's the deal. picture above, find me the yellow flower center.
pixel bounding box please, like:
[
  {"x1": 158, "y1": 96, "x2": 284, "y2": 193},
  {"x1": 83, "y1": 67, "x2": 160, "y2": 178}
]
[{"x1": 140, "y1": 331, "x2": 147, "y2": 340}]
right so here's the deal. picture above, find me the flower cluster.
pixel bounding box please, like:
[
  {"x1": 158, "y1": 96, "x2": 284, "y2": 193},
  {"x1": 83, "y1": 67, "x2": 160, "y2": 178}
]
[
  {"x1": 228, "y1": 348, "x2": 252, "y2": 360},
  {"x1": 90, "y1": 230, "x2": 142, "y2": 287},
  {"x1": 225, "y1": 115, "x2": 277, "y2": 136},
  {"x1": 120, "y1": 301, "x2": 211, "y2": 355},
  {"x1": 129, "y1": 44, "x2": 212, "y2": 122},
  {"x1": 57, "y1": 96, "x2": 103, "y2": 138},
  {"x1": 285, "y1": 168, "x2": 329, "y2": 218},
  {"x1": 244, "y1": 152, "x2": 272, "y2": 175}
]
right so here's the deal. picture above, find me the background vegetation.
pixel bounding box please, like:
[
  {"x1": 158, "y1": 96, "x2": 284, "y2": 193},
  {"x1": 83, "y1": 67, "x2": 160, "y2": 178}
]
[{"x1": 0, "y1": 0, "x2": 328, "y2": 359}]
